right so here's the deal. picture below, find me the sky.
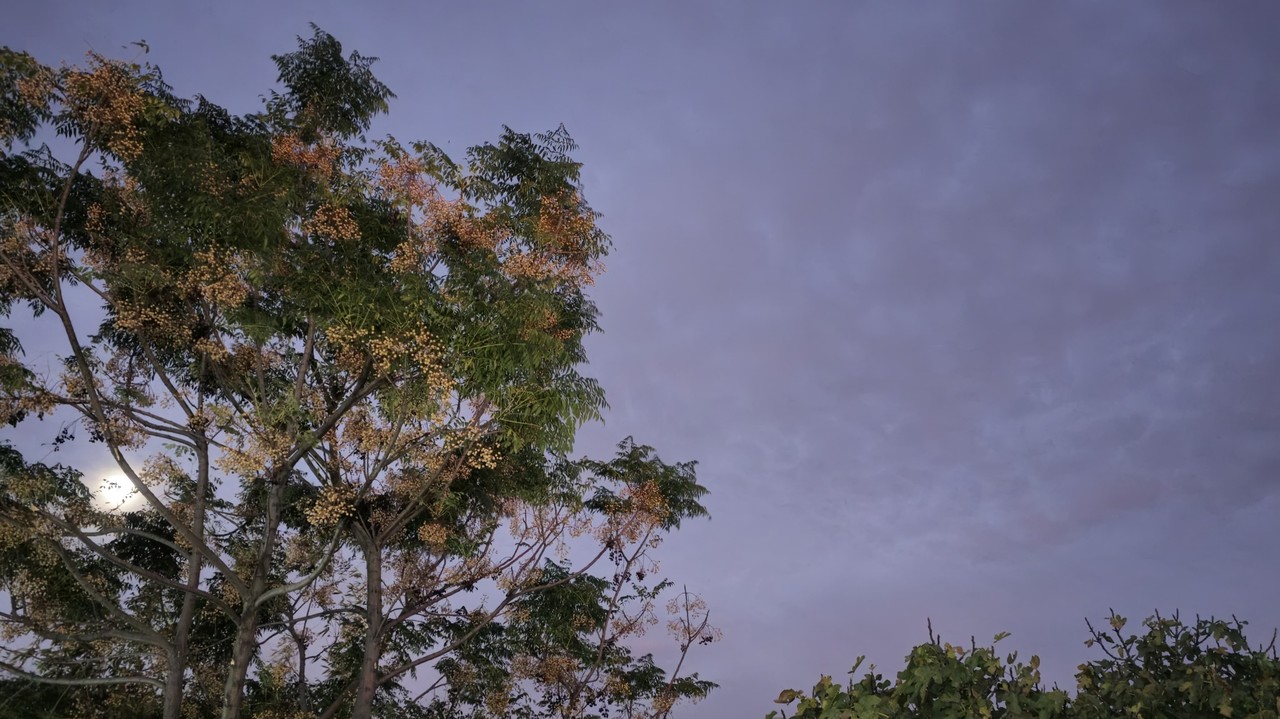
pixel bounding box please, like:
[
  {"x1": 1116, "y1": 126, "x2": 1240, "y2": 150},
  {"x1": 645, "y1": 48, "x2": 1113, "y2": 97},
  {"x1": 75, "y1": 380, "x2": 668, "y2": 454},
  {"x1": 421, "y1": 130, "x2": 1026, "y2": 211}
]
[{"x1": 5, "y1": 1, "x2": 1280, "y2": 715}]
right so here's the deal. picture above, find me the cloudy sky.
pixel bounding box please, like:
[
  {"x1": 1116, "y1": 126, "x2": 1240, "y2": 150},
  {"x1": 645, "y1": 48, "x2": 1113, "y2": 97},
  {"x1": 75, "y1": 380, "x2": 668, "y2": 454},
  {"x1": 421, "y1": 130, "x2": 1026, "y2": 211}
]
[{"x1": 6, "y1": 1, "x2": 1280, "y2": 715}]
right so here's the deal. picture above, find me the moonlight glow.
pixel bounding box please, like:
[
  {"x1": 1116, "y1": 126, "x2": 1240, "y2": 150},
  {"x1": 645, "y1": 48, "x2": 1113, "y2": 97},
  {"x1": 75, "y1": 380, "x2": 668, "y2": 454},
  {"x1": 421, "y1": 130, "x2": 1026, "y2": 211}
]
[{"x1": 93, "y1": 473, "x2": 139, "y2": 512}]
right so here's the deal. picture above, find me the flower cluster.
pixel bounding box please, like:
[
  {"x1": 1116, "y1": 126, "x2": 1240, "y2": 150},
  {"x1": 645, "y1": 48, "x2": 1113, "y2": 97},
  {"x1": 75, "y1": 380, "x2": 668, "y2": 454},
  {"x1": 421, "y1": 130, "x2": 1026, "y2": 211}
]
[
  {"x1": 502, "y1": 250, "x2": 558, "y2": 281},
  {"x1": 435, "y1": 424, "x2": 503, "y2": 474},
  {"x1": 84, "y1": 202, "x2": 107, "y2": 234},
  {"x1": 283, "y1": 534, "x2": 321, "y2": 571},
  {"x1": 494, "y1": 565, "x2": 545, "y2": 595}
]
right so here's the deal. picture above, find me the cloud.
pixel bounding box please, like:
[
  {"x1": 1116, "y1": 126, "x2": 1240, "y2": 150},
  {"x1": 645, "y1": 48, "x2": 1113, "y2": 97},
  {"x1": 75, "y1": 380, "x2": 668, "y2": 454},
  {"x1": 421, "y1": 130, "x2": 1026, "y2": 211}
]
[{"x1": 5, "y1": 2, "x2": 1279, "y2": 715}]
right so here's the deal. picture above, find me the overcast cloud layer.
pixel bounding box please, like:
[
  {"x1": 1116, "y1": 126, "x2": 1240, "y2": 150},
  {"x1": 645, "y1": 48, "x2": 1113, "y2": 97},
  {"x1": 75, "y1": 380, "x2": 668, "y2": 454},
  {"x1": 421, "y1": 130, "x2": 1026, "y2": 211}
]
[{"x1": 5, "y1": 2, "x2": 1279, "y2": 716}]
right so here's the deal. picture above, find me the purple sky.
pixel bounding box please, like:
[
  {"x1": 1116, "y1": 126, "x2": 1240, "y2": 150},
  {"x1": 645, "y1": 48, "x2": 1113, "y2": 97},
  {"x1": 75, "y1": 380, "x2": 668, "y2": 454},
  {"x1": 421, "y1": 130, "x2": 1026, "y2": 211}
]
[{"x1": 6, "y1": 2, "x2": 1280, "y2": 715}]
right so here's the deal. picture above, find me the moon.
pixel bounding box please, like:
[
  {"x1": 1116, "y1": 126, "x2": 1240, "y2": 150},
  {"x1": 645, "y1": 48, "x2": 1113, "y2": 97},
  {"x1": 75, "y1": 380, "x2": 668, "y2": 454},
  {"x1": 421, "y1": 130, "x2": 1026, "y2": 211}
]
[{"x1": 93, "y1": 473, "x2": 140, "y2": 512}]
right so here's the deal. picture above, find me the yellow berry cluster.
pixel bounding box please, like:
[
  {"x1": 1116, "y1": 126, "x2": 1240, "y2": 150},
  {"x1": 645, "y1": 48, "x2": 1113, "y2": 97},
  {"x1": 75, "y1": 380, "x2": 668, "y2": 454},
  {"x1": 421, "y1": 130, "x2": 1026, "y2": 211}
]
[
  {"x1": 416, "y1": 522, "x2": 449, "y2": 548},
  {"x1": 305, "y1": 483, "x2": 356, "y2": 527},
  {"x1": 215, "y1": 428, "x2": 291, "y2": 478},
  {"x1": 424, "y1": 195, "x2": 498, "y2": 252},
  {"x1": 181, "y1": 246, "x2": 250, "y2": 308},
  {"x1": 0, "y1": 382, "x2": 56, "y2": 426},
  {"x1": 304, "y1": 204, "x2": 361, "y2": 243},
  {"x1": 604, "y1": 672, "x2": 632, "y2": 699},
  {"x1": 192, "y1": 337, "x2": 229, "y2": 362},
  {"x1": 376, "y1": 156, "x2": 434, "y2": 206},
  {"x1": 13, "y1": 65, "x2": 55, "y2": 114},
  {"x1": 536, "y1": 653, "x2": 579, "y2": 684},
  {"x1": 112, "y1": 300, "x2": 189, "y2": 344},
  {"x1": 388, "y1": 234, "x2": 438, "y2": 274},
  {"x1": 484, "y1": 688, "x2": 512, "y2": 716},
  {"x1": 625, "y1": 481, "x2": 670, "y2": 521},
  {"x1": 533, "y1": 191, "x2": 595, "y2": 255},
  {"x1": 84, "y1": 202, "x2": 107, "y2": 234},
  {"x1": 64, "y1": 55, "x2": 146, "y2": 160},
  {"x1": 270, "y1": 132, "x2": 340, "y2": 180},
  {"x1": 91, "y1": 409, "x2": 148, "y2": 450},
  {"x1": 0, "y1": 522, "x2": 31, "y2": 550}
]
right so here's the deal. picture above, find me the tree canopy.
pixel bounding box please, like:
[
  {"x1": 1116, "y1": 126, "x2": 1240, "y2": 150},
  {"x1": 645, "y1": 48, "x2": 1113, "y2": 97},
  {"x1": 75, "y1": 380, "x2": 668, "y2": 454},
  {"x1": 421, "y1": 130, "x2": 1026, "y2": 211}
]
[
  {"x1": 0, "y1": 27, "x2": 716, "y2": 719},
  {"x1": 769, "y1": 611, "x2": 1280, "y2": 719}
]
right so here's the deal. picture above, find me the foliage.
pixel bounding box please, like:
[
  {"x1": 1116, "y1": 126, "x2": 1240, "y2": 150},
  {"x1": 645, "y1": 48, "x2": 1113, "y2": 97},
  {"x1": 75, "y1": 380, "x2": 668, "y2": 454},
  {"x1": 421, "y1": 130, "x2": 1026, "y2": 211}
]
[
  {"x1": 0, "y1": 27, "x2": 716, "y2": 719},
  {"x1": 769, "y1": 612, "x2": 1280, "y2": 719}
]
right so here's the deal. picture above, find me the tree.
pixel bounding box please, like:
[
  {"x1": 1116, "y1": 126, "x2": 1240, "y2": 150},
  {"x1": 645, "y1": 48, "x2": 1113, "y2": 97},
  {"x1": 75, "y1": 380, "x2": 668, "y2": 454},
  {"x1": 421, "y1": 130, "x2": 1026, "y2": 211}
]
[
  {"x1": 767, "y1": 611, "x2": 1279, "y2": 719},
  {"x1": 0, "y1": 27, "x2": 717, "y2": 719}
]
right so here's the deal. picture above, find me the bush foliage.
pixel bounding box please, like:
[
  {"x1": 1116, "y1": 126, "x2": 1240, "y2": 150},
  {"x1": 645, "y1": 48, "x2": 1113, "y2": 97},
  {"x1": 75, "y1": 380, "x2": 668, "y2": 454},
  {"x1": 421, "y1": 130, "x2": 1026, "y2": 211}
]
[{"x1": 770, "y1": 611, "x2": 1280, "y2": 719}]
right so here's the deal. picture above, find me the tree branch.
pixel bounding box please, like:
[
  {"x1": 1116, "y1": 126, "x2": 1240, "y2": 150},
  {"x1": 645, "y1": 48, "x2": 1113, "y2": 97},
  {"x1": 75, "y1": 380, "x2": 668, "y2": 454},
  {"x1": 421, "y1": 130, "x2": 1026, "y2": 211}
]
[{"x1": 0, "y1": 660, "x2": 164, "y2": 690}]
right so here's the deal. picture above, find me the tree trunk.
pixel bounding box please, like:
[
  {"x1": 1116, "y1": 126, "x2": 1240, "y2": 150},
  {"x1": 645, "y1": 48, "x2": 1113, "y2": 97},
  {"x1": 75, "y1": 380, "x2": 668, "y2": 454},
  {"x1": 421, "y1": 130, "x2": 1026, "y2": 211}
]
[
  {"x1": 292, "y1": 627, "x2": 311, "y2": 713},
  {"x1": 221, "y1": 605, "x2": 263, "y2": 719},
  {"x1": 163, "y1": 445, "x2": 211, "y2": 719},
  {"x1": 220, "y1": 471, "x2": 287, "y2": 719},
  {"x1": 351, "y1": 527, "x2": 383, "y2": 719}
]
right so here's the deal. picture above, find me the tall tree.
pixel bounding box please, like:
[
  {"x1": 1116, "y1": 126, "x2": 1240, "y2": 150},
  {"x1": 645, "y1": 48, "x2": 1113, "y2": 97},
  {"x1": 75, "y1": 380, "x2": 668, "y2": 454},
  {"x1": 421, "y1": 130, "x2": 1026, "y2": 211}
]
[{"x1": 0, "y1": 28, "x2": 716, "y2": 719}]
